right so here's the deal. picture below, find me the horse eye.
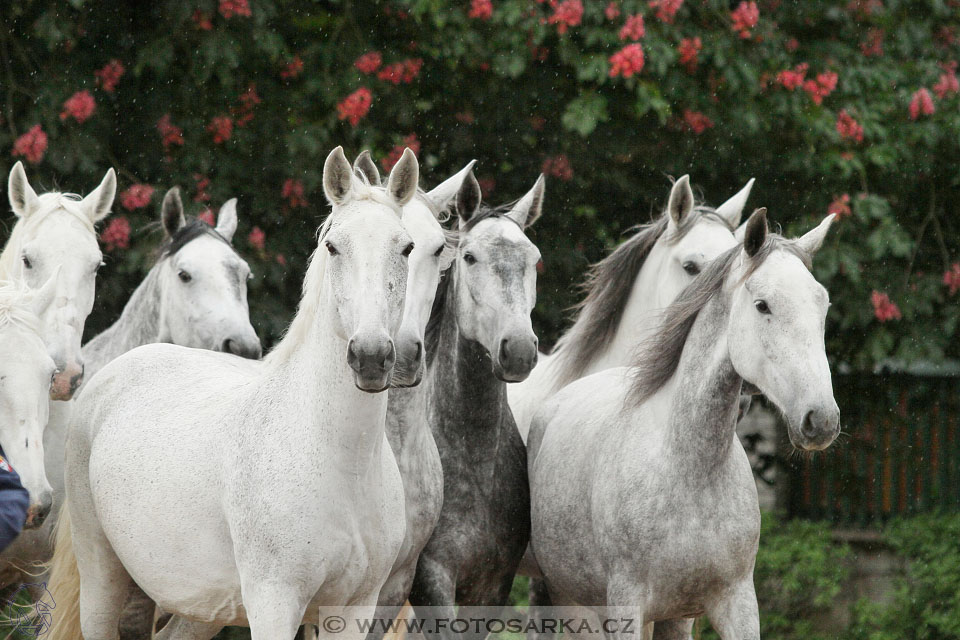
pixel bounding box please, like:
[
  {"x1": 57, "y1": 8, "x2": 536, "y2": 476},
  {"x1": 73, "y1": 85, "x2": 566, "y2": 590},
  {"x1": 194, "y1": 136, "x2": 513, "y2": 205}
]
[
  {"x1": 178, "y1": 270, "x2": 192, "y2": 283},
  {"x1": 682, "y1": 261, "x2": 700, "y2": 276},
  {"x1": 402, "y1": 242, "x2": 415, "y2": 257},
  {"x1": 325, "y1": 242, "x2": 339, "y2": 256},
  {"x1": 433, "y1": 245, "x2": 444, "y2": 258},
  {"x1": 755, "y1": 300, "x2": 771, "y2": 315},
  {"x1": 21, "y1": 256, "x2": 32, "y2": 269},
  {"x1": 463, "y1": 253, "x2": 477, "y2": 265}
]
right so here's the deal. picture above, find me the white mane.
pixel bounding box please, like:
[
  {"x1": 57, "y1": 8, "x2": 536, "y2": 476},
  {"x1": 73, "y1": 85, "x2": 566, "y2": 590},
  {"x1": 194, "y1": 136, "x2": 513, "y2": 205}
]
[{"x1": 0, "y1": 280, "x2": 42, "y2": 334}]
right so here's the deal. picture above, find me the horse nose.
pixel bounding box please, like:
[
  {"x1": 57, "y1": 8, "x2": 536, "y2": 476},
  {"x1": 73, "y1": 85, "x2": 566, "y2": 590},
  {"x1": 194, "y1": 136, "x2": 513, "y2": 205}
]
[
  {"x1": 50, "y1": 362, "x2": 84, "y2": 401},
  {"x1": 799, "y1": 404, "x2": 840, "y2": 451},
  {"x1": 25, "y1": 491, "x2": 53, "y2": 530},
  {"x1": 347, "y1": 332, "x2": 395, "y2": 392},
  {"x1": 498, "y1": 334, "x2": 538, "y2": 382},
  {"x1": 222, "y1": 337, "x2": 263, "y2": 360}
]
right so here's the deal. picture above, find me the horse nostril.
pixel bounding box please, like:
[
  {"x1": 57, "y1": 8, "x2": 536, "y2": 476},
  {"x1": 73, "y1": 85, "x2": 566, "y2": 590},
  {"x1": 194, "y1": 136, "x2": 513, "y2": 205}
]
[
  {"x1": 347, "y1": 339, "x2": 360, "y2": 369},
  {"x1": 499, "y1": 338, "x2": 510, "y2": 362}
]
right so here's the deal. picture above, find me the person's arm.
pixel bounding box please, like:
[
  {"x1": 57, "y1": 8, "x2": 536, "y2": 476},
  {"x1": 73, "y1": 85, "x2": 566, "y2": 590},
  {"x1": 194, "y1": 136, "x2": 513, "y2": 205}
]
[{"x1": 0, "y1": 457, "x2": 30, "y2": 552}]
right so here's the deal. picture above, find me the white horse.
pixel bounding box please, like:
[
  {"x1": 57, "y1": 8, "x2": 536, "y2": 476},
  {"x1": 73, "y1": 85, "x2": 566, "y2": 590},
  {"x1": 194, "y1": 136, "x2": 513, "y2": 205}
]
[
  {"x1": 527, "y1": 210, "x2": 839, "y2": 640},
  {"x1": 47, "y1": 147, "x2": 419, "y2": 640},
  {"x1": 0, "y1": 188, "x2": 261, "y2": 612},
  {"x1": 0, "y1": 274, "x2": 62, "y2": 528},
  {"x1": 3, "y1": 162, "x2": 116, "y2": 400},
  {"x1": 508, "y1": 176, "x2": 754, "y2": 443}
]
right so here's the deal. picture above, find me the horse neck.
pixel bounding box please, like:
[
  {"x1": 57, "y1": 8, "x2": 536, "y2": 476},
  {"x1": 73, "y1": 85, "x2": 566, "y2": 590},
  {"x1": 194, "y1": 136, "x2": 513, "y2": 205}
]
[
  {"x1": 82, "y1": 267, "x2": 163, "y2": 379},
  {"x1": 261, "y1": 256, "x2": 389, "y2": 467},
  {"x1": 660, "y1": 290, "x2": 743, "y2": 470}
]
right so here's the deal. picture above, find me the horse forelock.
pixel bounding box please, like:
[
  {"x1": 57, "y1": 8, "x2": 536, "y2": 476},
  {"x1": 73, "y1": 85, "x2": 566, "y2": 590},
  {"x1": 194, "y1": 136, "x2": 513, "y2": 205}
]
[
  {"x1": 628, "y1": 233, "x2": 812, "y2": 406},
  {"x1": 22, "y1": 193, "x2": 95, "y2": 233},
  {"x1": 156, "y1": 219, "x2": 235, "y2": 263}
]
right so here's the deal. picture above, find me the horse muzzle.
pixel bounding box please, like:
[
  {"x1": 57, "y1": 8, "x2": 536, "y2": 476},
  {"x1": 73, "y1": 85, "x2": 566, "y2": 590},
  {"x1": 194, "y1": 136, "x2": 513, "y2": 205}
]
[
  {"x1": 391, "y1": 337, "x2": 424, "y2": 388},
  {"x1": 24, "y1": 491, "x2": 53, "y2": 530},
  {"x1": 50, "y1": 363, "x2": 84, "y2": 401},
  {"x1": 792, "y1": 403, "x2": 841, "y2": 451},
  {"x1": 347, "y1": 332, "x2": 396, "y2": 393},
  {"x1": 495, "y1": 333, "x2": 538, "y2": 382},
  {"x1": 221, "y1": 334, "x2": 263, "y2": 360}
]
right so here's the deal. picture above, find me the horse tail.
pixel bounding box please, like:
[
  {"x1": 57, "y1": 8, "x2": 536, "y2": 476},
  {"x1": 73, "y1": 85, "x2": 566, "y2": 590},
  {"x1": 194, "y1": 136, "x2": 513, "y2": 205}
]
[{"x1": 46, "y1": 500, "x2": 83, "y2": 640}]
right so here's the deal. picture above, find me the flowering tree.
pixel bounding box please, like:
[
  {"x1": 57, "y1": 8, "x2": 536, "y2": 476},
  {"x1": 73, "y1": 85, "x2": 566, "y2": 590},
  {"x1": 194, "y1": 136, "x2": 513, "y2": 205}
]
[{"x1": 2, "y1": 0, "x2": 959, "y2": 368}]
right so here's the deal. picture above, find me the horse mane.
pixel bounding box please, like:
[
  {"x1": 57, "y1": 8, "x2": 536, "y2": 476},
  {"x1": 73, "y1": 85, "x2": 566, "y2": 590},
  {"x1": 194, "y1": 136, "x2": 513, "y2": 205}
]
[
  {"x1": 629, "y1": 234, "x2": 812, "y2": 406},
  {"x1": 550, "y1": 204, "x2": 731, "y2": 388},
  {"x1": 0, "y1": 280, "x2": 42, "y2": 334},
  {"x1": 153, "y1": 219, "x2": 233, "y2": 263}
]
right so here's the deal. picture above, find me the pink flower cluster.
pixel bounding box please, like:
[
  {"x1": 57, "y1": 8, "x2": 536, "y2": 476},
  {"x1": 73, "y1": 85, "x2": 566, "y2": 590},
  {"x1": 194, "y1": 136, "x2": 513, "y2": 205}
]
[
  {"x1": 683, "y1": 110, "x2": 713, "y2": 134},
  {"x1": 860, "y1": 29, "x2": 884, "y2": 57},
  {"x1": 871, "y1": 291, "x2": 901, "y2": 323},
  {"x1": 678, "y1": 37, "x2": 701, "y2": 72},
  {"x1": 157, "y1": 114, "x2": 184, "y2": 151},
  {"x1": 198, "y1": 208, "x2": 215, "y2": 225},
  {"x1": 248, "y1": 226, "x2": 265, "y2": 251},
  {"x1": 649, "y1": 0, "x2": 682, "y2": 23},
  {"x1": 120, "y1": 184, "x2": 154, "y2": 211},
  {"x1": 233, "y1": 84, "x2": 261, "y2": 127},
  {"x1": 730, "y1": 2, "x2": 759, "y2": 39},
  {"x1": 60, "y1": 90, "x2": 96, "y2": 123},
  {"x1": 95, "y1": 59, "x2": 125, "y2": 93},
  {"x1": 378, "y1": 59, "x2": 423, "y2": 84},
  {"x1": 337, "y1": 88, "x2": 373, "y2": 127},
  {"x1": 604, "y1": 2, "x2": 620, "y2": 20},
  {"x1": 192, "y1": 10, "x2": 213, "y2": 30},
  {"x1": 909, "y1": 88, "x2": 935, "y2": 120},
  {"x1": 619, "y1": 14, "x2": 645, "y2": 41},
  {"x1": 545, "y1": 0, "x2": 583, "y2": 35},
  {"x1": 944, "y1": 263, "x2": 960, "y2": 296},
  {"x1": 777, "y1": 63, "x2": 808, "y2": 90},
  {"x1": 281, "y1": 56, "x2": 304, "y2": 79},
  {"x1": 355, "y1": 52, "x2": 383, "y2": 74},
  {"x1": 382, "y1": 134, "x2": 421, "y2": 172},
  {"x1": 100, "y1": 216, "x2": 131, "y2": 252},
  {"x1": 469, "y1": 0, "x2": 493, "y2": 20},
  {"x1": 804, "y1": 71, "x2": 838, "y2": 105},
  {"x1": 542, "y1": 155, "x2": 573, "y2": 181},
  {"x1": 208, "y1": 116, "x2": 233, "y2": 144},
  {"x1": 609, "y1": 44, "x2": 645, "y2": 78},
  {"x1": 282, "y1": 179, "x2": 308, "y2": 208},
  {"x1": 836, "y1": 110, "x2": 864, "y2": 142},
  {"x1": 194, "y1": 174, "x2": 212, "y2": 203},
  {"x1": 828, "y1": 194, "x2": 851, "y2": 219},
  {"x1": 11, "y1": 125, "x2": 48, "y2": 164},
  {"x1": 219, "y1": 0, "x2": 251, "y2": 19},
  {"x1": 934, "y1": 64, "x2": 959, "y2": 98}
]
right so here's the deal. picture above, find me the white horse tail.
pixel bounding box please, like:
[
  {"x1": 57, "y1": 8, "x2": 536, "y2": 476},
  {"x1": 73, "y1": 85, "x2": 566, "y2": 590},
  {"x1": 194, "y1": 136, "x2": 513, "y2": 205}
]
[{"x1": 46, "y1": 501, "x2": 83, "y2": 640}]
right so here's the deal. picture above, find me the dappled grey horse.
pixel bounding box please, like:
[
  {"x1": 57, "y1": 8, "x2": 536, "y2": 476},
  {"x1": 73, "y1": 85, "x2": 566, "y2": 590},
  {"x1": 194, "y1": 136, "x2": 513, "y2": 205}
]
[
  {"x1": 527, "y1": 210, "x2": 839, "y2": 640},
  {"x1": 408, "y1": 171, "x2": 544, "y2": 640}
]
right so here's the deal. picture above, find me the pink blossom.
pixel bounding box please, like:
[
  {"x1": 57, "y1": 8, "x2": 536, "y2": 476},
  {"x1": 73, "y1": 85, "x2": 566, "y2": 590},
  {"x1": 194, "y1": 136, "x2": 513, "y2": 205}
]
[
  {"x1": 730, "y1": 1, "x2": 759, "y2": 39},
  {"x1": 648, "y1": 0, "x2": 682, "y2": 23},
  {"x1": 402, "y1": 58, "x2": 424, "y2": 83},
  {"x1": 541, "y1": 155, "x2": 573, "y2": 181},
  {"x1": 682, "y1": 110, "x2": 713, "y2": 134},
  {"x1": 198, "y1": 208, "x2": 215, "y2": 225},
  {"x1": 355, "y1": 52, "x2": 383, "y2": 75},
  {"x1": 777, "y1": 63, "x2": 808, "y2": 90},
  {"x1": 803, "y1": 71, "x2": 838, "y2": 105},
  {"x1": 207, "y1": 116, "x2": 233, "y2": 144},
  {"x1": 382, "y1": 134, "x2": 421, "y2": 172},
  {"x1": 248, "y1": 226, "x2": 265, "y2": 251},
  {"x1": 604, "y1": 2, "x2": 621, "y2": 20},
  {"x1": 609, "y1": 43, "x2": 645, "y2": 78},
  {"x1": 944, "y1": 263, "x2": 960, "y2": 296},
  {"x1": 282, "y1": 179, "x2": 308, "y2": 208},
  {"x1": 60, "y1": 90, "x2": 96, "y2": 123},
  {"x1": 836, "y1": 109, "x2": 864, "y2": 142},
  {"x1": 828, "y1": 194, "x2": 851, "y2": 219},
  {"x1": 156, "y1": 114, "x2": 184, "y2": 151},
  {"x1": 860, "y1": 29, "x2": 884, "y2": 57},
  {"x1": 120, "y1": 184, "x2": 155, "y2": 211},
  {"x1": 933, "y1": 69, "x2": 959, "y2": 98},
  {"x1": 545, "y1": 0, "x2": 583, "y2": 35},
  {"x1": 785, "y1": 38, "x2": 799, "y2": 52},
  {"x1": 871, "y1": 291, "x2": 901, "y2": 323},
  {"x1": 469, "y1": 0, "x2": 493, "y2": 20},
  {"x1": 276, "y1": 254, "x2": 287, "y2": 266},
  {"x1": 337, "y1": 88, "x2": 373, "y2": 127},
  {"x1": 619, "y1": 14, "x2": 645, "y2": 41},
  {"x1": 100, "y1": 216, "x2": 130, "y2": 252},
  {"x1": 194, "y1": 174, "x2": 212, "y2": 203},
  {"x1": 909, "y1": 88, "x2": 935, "y2": 120},
  {"x1": 94, "y1": 59, "x2": 125, "y2": 93},
  {"x1": 281, "y1": 56, "x2": 304, "y2": 79},
  {"x1": 192, "y1": 10, "x2": 213, "y2": 30},
  {"x1": 678, "y1": 37, "x2": 701, "y2": 72},
  {"x1": 219, "y1": 0, "x2": 251, "y2": 19},
  {"x1": 377, "y1": 59, "x2": 424, "y2": 85},
  {"x1": 11, "y1": 125, "x2": 48, "y2": 164},
  {"x1": 233, "y1": 84, "x2": 260, "y2": 127}
]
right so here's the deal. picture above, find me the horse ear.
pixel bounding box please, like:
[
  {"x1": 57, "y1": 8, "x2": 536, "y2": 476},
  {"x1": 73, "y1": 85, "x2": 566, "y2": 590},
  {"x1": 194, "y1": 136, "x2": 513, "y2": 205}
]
[
  {"x1": 796, "y1": 214, "x2": 836, "y2": 257},
  {"x1": 8, "y1": 161, "x2": 40, "y2": 218},
  {"x1": 426, "y1": 160, "x2": 477, "y2": 213},
  {"x1": 715, "y1": 178, "x2": 755, "y2": 229},
  {"x1": 323, "y1": 146, "x2": 354, "y2": 206},
  {"x1": 81, "y1": 168, "x2": 117, "y2": 223},
  {"x1": 456, "y1": 170, "x2": 482, "y2": 228},
  {"x1": 353, "y1": 150, "x2": 381, "y2": 186},
  {"x1": 161, "y1": 187, "x2": 186, "y2": 238},
  {"x1": 216, "y1": 198, "x2": 239, "y2": 243},
  {"x1": 743, "y1": 208, "x2": 768, "y2": 258},
  {"x1": 667, "y1": 175, "x2": 694, "y2": 227},
  {"x1": 506, "y1": 174, "x2": 545, "y2": 229},
  {"x1": 30, "y1": 265, "x2": 61, "y2": 318},
  {"x1": 386, "y1": 148, "x2": 419, "y2": 207}
]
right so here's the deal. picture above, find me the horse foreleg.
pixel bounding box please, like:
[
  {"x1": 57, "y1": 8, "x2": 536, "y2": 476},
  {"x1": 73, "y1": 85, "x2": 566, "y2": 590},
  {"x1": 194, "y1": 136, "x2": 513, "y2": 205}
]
[
  {"x1": 651, "y1": 619, "x2": 694, "y2": 640},
  {"x1": 527, "y1": 577, "x2": 554, "y2": 640},
  {"x1": 240, "y1": 578, "x2": 311, "y2": 640},
  {"x1": 118, "y1": 583, "x2": 157, "y2": 640},
  {"x1": 151, "y1": 616, "x2": 221, "y2": 640},
  {"x1": 408, "y1": 556, "x2": 459, "y2": 640},
  {"x1": 705, "y1": 579, "x2": 759, "y2": 640}
]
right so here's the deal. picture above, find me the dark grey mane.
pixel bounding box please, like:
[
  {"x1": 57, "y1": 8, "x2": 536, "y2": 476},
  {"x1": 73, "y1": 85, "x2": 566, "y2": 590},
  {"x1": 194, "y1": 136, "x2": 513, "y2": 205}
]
[
  {"x1": 551, "y1": 205, "x2": 732, "y2": 388},
  {"x1": 156, "y1": 219, "x2": 233, "y2": 262},
  {"x1": 461, "y1": 202, "x2": 522, "y2": 233},
  {"x1": 629, "y1": 233, "x2": 811, "y2": 406}
]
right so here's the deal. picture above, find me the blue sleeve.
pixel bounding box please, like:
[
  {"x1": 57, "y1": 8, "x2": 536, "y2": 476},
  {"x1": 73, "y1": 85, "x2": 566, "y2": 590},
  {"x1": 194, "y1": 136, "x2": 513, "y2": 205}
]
[{"x1": 0, "y1": 463, "x2": 30, "y2": 553}]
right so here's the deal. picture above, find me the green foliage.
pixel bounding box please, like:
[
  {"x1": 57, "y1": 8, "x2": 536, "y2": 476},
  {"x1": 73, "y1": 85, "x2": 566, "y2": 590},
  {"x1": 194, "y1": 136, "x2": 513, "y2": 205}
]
[
  {"x1": 1, "y1": 0, "x2": 959, "y2": 360},
  {"x1": 846, "y1": 513, "x2": 960, "y2": 640}
]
